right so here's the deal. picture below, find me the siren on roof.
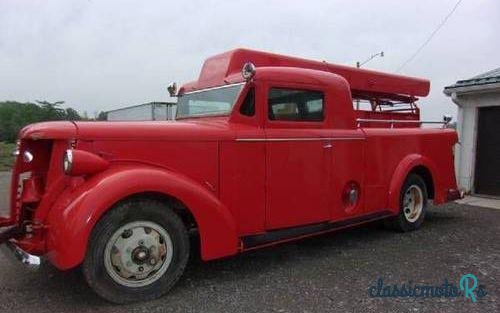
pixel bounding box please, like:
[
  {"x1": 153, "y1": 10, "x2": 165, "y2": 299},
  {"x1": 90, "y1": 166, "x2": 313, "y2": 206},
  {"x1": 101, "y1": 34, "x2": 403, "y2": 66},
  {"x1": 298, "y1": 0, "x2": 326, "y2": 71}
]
[{"x1": 241, "y1": 62, "x2": 256, "y2": 81}]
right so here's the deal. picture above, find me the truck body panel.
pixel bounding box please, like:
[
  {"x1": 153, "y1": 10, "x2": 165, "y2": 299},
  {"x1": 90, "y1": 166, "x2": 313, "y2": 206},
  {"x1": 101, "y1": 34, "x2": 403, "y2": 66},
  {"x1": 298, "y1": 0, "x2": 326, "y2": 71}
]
[{"x1": 0, "y1": 49, "x2": 460, "y2": 272}]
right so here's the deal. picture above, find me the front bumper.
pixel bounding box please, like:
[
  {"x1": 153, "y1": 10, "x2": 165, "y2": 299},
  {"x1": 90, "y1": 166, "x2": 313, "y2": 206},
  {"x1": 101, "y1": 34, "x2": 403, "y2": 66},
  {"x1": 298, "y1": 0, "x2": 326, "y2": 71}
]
[{"x1": 0, "y1": 227, "x2": 41, "y2": 270}]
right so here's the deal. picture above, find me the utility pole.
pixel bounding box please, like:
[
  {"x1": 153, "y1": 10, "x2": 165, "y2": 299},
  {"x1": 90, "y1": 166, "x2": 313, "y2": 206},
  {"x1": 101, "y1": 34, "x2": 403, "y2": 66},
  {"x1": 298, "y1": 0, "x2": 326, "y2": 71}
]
[
  {"x1": 355, "y1": 51, "x2": 384, "y2": 109},
  {"x1": 357, "y1": 51, "x2": 384, "y2": 68}
]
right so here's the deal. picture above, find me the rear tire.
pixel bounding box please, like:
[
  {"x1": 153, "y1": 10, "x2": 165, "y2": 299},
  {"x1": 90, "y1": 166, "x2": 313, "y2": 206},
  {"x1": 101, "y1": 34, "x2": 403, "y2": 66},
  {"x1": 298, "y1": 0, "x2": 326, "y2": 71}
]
[
  {"x1": 385, "y1": 174, "x2": 428, "y2": 232},
  {"x1": 82, "y1": 198, "x2": 190, "y2": 304}
]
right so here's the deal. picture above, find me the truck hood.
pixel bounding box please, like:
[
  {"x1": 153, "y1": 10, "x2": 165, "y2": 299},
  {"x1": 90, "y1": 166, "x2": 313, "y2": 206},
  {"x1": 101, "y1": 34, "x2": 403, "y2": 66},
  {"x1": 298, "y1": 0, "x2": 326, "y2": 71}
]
[
  {"x1": 73, "y1": 118, "x2": 233, "y2": 141},
  {"x1": 19, "y1": 121, "x2": 77, "y2": 140},
  {"x1": 19, "y1": 118, "x2": 234, "y2": 141}
]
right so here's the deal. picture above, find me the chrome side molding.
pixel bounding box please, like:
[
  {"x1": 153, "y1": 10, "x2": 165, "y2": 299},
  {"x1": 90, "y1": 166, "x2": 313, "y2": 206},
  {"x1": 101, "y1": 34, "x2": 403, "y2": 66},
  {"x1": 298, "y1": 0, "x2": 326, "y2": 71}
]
[
  {"x1": 235, "y1": 137, "x2": 365, "y2": 142},
  {"x1": 356, "y1": 118, "x2": 451, "y2": 128}
]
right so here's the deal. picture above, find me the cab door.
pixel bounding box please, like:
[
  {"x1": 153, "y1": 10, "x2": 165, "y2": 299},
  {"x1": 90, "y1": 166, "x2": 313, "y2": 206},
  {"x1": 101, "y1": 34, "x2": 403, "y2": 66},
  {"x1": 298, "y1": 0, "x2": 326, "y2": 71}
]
[{"x1": 264, "y1": 84, "x2": 332, "y2": 230}]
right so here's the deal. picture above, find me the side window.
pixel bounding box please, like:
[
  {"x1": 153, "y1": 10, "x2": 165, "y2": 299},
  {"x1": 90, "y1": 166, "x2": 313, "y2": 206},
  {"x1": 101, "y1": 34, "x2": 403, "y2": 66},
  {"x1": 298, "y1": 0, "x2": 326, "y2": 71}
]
[
  {"x1": 239, "y1": 87, "x2": 255, "y2": 116},
  {"x1": 268, "y1": 88, "x2": 324, "y2": 121}
]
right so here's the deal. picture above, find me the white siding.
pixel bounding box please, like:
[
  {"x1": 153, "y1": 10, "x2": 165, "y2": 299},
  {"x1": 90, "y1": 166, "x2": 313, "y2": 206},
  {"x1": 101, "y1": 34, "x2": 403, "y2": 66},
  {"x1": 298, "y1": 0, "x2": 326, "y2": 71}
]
[
  {"x1": 153, "y1": 104, "x2": 167, "y2": 120},
  {"x1": 107, "y1": 103, "x2": 177, "y2": 121},
  {"x1": 107, "y1": 104, "x2": 153, "y2": 121},
  {"x1": 453, "y1": 92, "x2": 500, "y2": 193}
]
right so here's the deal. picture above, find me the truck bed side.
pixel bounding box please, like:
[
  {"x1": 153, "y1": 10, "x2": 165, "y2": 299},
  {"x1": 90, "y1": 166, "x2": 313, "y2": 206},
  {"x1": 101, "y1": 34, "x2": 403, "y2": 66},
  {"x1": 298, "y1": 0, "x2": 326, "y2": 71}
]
[{"x1": 361, "y1": 128, "x2": 458, "y2": 212}]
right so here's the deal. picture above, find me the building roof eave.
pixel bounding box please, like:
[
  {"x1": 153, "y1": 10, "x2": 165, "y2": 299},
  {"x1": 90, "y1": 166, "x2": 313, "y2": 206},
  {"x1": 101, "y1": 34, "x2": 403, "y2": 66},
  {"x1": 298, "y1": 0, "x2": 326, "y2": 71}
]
[{"x1": 443, "y1": 82, "x2": 500, "y2": 97}]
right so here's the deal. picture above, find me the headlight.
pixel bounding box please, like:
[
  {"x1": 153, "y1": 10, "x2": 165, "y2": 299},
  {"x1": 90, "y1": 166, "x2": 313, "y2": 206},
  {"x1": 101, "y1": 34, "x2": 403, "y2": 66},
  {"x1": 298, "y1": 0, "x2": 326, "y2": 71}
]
[
  {"x1": 62, "y1": 149, "x2": 109, "y2": 176},
  {"x1": 23, "y1": 150, "x2": 34, "y2": 163},
  {"x1": 63, "y1": 149, "x2": 73, "y2": 174}
]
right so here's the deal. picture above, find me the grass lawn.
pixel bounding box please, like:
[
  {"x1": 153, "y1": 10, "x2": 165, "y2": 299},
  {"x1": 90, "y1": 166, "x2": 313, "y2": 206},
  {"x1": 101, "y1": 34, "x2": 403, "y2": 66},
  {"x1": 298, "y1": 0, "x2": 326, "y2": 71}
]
[{"x1": 0, "y1": 142, "x2": 15, "y2": 171}]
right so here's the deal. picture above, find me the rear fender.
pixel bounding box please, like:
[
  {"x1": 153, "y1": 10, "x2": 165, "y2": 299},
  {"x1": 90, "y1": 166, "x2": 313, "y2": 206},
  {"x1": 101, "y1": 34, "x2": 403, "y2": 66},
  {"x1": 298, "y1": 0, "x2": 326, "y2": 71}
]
[
  {"x1": 45, "y1": 165, "x2": 238, "y2": 270},
  {"x1": 388, "y1": 154, "x2": 438, "y2": 213}
]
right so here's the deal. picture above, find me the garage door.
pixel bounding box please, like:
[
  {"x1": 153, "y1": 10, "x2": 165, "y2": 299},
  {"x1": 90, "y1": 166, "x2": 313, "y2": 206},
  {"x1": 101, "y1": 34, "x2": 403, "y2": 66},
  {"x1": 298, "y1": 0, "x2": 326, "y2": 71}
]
[{"x1": 475, "y1": 106, "x2": 500, "y2": 196}]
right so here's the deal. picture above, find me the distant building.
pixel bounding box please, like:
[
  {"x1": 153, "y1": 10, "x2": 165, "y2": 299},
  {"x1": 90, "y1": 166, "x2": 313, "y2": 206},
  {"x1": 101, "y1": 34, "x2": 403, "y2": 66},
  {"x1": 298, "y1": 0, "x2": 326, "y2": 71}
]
[
  {"x1": 106, "y1": 102, "x2": 176, "y2": 121},
  {"x1": 444, "y1": 68, "x2": 500, "y2": 197}
]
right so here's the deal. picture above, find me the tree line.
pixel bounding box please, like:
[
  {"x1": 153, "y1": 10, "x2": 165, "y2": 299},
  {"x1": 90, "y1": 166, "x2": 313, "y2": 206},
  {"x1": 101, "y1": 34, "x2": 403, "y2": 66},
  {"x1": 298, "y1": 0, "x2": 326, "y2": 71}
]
[{"x1": 0, "y1": 100, "x2": 106, "y2": 143}]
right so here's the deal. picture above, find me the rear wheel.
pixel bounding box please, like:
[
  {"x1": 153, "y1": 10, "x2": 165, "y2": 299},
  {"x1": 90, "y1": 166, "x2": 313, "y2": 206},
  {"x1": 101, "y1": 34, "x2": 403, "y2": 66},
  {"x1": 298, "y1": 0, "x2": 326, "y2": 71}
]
[
  {"x1": 386, "y1": 174, "x2": 428, "y2": 232},
  {"x1": 83, "y1": 198, "x2": 189, "y2": 303}
]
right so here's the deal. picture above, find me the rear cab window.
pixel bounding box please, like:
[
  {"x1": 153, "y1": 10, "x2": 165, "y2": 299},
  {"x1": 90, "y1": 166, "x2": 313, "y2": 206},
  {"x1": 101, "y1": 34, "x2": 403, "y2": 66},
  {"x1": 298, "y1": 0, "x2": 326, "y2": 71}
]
[{"x1": 268, "y1": 88, "x2": 324, "y2": 122}]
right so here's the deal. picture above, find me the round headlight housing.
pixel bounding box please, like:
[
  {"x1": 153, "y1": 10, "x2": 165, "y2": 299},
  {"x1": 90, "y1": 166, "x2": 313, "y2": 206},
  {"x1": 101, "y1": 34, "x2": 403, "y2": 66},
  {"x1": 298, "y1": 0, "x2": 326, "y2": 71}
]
[
  {"x1": 63, "y1": 149, "x2": 73, "y2": 174},
  {"x1": 23, "y1": 150, "x2": 34, "y2": 163}
]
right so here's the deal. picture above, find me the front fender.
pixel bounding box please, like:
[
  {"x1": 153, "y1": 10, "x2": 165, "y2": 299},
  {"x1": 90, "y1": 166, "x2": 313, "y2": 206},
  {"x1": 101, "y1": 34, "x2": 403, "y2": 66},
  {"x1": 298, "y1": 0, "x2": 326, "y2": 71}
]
[
  {"x1": 45, "y1": 165, "x2": 238, "y2": 270},
  {"x1": 387, "y1": 154, "x2": 439, "y2": 213}
]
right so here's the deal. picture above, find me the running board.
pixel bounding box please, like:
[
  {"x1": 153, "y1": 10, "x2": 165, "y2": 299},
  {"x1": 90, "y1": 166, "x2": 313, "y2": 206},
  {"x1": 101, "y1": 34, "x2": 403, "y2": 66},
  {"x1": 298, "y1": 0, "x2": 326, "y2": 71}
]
[{"x1": 242, "y1": 211, "x2": 393, "y2": 250}]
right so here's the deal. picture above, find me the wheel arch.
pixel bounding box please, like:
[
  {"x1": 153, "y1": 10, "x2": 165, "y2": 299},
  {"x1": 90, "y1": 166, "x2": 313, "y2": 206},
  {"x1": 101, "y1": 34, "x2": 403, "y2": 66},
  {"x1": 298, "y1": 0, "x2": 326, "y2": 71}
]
[
  {"x1": 45, "y1": 165, "x2": 239, "y2": 270},
  {"x1": 388, "y1": 154, "x2": 438, "y2": 213},
  {"x1": 408, "y1": 165, "x2": 435, "y2": 200},
  {"x1": 111, "y1": 191, "x2": 199, "y2": 233}
]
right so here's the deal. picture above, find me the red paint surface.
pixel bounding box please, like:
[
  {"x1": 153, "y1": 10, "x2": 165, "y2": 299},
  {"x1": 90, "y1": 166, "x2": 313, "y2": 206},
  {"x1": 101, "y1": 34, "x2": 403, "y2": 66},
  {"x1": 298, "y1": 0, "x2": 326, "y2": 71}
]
[
  {"x1": 2, "y1": 49, "x2": 458, "y2": 270},
  {"x1": 184, "y1": 48, "x2": 429, "y2": 99}
]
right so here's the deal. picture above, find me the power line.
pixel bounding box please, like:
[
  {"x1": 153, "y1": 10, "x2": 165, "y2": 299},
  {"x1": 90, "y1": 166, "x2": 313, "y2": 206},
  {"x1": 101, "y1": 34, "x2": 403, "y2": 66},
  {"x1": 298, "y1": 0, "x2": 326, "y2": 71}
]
[{"x1": 396, "y1": 0, "x2": 463, "y2": 73}]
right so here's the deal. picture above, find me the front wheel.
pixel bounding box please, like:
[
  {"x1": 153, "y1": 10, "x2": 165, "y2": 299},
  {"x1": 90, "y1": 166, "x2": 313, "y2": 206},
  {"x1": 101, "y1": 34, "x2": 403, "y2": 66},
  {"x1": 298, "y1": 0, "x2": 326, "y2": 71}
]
[
  {"x1": 386, "y1": 174, "x2": 428, "y2": 232},
  {"x1": 82, "y1": 199, "x2": 190, "y2": 304}
]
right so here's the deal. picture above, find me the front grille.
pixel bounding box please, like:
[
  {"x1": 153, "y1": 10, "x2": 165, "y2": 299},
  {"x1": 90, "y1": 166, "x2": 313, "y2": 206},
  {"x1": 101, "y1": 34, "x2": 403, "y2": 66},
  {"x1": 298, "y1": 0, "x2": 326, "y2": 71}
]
[{"x1": 1, "y1": 138, "x2": 54, "y2": 228}]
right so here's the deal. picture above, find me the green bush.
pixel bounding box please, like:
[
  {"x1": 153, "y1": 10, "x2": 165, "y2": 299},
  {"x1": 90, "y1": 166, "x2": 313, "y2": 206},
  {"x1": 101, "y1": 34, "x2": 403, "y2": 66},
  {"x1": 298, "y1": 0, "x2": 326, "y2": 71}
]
[
  {"x1": 0, "y1": 100, "x2": 82, "y2": 143},
  {"x1": 0, "y1": 141, "x2": 15, "y2": 171}
]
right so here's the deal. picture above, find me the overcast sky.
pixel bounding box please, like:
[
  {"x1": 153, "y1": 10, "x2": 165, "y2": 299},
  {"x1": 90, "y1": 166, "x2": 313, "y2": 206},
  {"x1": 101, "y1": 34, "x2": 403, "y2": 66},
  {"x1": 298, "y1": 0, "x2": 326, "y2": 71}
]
[{"x1": 1, "y1": 0, "x2": 498, "y2": 120}]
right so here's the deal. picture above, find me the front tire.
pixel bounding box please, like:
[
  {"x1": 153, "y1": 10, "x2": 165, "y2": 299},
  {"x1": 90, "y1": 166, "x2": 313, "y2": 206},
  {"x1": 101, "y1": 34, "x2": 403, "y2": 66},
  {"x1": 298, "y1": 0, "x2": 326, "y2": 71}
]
[
  {"x1": 386, "y1": 174, "x2": 428, "y2": 232},
  {"x1": 82, "y1": 198, "x2": 190, "y2": 304}
]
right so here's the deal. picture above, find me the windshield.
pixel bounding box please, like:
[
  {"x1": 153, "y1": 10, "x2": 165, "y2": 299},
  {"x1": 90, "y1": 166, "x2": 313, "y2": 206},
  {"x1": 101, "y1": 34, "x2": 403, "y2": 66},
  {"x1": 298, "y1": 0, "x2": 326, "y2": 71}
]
[{"x1": 176, "y1": 83, "x2": 244, "y2": 118}]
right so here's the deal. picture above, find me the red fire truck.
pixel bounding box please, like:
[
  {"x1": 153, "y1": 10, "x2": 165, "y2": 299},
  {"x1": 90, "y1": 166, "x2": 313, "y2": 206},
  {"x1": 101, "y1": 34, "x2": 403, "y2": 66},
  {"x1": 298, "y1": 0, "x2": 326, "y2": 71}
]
[{"x1": 0, "y1": 49, "x2": 462, "y2": 303}]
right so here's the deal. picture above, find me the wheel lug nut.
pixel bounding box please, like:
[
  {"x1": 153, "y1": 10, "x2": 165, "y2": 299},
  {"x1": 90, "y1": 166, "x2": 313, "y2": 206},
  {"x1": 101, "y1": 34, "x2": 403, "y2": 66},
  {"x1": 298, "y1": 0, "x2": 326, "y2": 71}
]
[
  {"x1": 150, "y1": 258, "x2": 156, "y2": 265},
  {"x1": 139, "y1": 266, "x2": 144, "y2": 272},
  {"x1": 122, "y1": 229, "x2": 132, "y2": 238},
  {"x1": 139, "y1": 240, "x2": 144, "y2": 245}
]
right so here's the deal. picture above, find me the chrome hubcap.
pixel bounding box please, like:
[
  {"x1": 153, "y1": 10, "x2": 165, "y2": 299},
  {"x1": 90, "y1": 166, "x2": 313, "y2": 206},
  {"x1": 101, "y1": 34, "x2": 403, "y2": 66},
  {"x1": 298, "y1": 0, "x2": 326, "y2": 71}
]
[
  {"x1": 403, "y1": 185, "x2": 423, "y2": 223},
  {"x1": 104, "y1": 221, "x2": 173, "y2": 287}
]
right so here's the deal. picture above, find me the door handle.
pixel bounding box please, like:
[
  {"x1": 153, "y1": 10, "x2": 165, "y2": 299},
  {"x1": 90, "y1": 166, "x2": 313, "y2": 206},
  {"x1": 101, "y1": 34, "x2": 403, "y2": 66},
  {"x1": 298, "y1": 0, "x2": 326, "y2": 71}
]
[{"x1": 323, "y1": 143, "x2": 333, "y2": 149}]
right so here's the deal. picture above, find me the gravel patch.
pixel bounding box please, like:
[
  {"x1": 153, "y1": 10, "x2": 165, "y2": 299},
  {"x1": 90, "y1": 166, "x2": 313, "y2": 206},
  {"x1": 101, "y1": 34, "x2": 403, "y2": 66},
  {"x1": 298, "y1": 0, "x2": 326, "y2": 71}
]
[{"x1": 0, "y1": 201, "x2": 498, "y2": 312}]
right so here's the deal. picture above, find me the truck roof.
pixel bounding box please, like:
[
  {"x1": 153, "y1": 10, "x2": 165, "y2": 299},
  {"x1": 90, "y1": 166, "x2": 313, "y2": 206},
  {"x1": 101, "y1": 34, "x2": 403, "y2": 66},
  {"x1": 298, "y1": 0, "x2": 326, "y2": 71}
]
[{"x1": 182, "y1": 48, "x2": 430, "y2": 102}]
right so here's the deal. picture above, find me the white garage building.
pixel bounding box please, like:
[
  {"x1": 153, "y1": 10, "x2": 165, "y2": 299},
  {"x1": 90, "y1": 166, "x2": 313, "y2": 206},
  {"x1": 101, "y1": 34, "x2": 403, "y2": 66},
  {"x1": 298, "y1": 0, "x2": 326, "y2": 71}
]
[
  {"x1": 444, "y1": 68, "x2": 500, "y2": 197},
  {"x1": 106, "y1": 102, "x2": 177, "y2": 121}
]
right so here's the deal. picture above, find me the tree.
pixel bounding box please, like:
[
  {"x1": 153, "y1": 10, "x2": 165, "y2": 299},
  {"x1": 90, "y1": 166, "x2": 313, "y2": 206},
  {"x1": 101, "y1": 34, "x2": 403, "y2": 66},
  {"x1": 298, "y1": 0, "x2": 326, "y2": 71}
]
[
  {"x1": 65, "y1": 108, "x2": 81, "y2": 121},
  {"x1": 36, "y1": 100, "x2": 66, "y2": 120},
  {"x1": 96, "y1": 111, "x2": 107, "y2": 121},
  {"x1": 0, "y1": 100, "x2": 84, "y2": 142}
]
